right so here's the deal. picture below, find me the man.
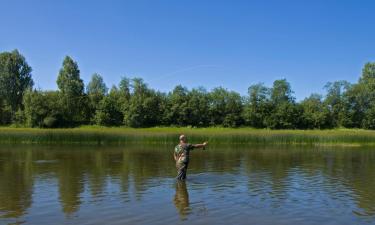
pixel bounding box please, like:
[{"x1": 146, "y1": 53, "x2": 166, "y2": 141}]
[{"x1": 174, "y1": 134, "x2": 208, "y2": 180}]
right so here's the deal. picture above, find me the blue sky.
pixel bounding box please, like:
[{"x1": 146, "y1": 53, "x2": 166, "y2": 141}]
[{"x1": 1, "y1": 0, "x2": 374, "y2": 100}]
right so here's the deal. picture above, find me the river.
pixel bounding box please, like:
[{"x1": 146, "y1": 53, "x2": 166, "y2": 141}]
[{"x1": 0, "y1": 144, "x2": 374, "y2": 225}]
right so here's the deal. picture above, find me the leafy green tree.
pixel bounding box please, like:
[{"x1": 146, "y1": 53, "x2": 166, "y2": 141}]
[
  {"x1": 57, "y1": 56, "x2": 84, "y2": 95},
  {"x1": 119, "y1": 77, "x2": 131, "y2": 99},
  {"x1": 87, "y1": 73, "x2": 108, "y2": 102},
  {"x1": 57, "y1": 56, "x2": 88, "y2": 126},
  {"x1": 363, "y1": 104, "x2": 375, "y2": 129},
  {"x1": 265, "y1": 102, "x2": 302, "y2": 129},
  {"x1": 358, "y1": 63, "x2": 375, "y2": 129},
  {"x1": 87, "y1": 73, "x2": 108, "y2": 122},
  {"x1": 324, "y1": 80, "x2": 350, "y2": 127},
  {"x1": 23, "y1": 90, "x2": 62, "y2": 127},
  {"x1": 0, "y1": 50, "x2": 33, "y2": 123},
  {"x1": 340, "y1": 62, "x2": 375, "y2": 128},
  {"x1": 270, "y1": 79, "x2": 294, "y2": 104},
  {"x1": 243, "y1": 83, "x2": 270, "y2": 128},
  {"x1": 0, "y1": 99, "x2": 12, "y2": 125},
  {"x1": 187, "y1": 87, "x2": 210, "y2": 127},
  {"x1": 265, "y1": 79, "x2": 300, "y2": 129},
  {"x1": 301, "y1": 94, "x2": 332, "y2": 129},
  {"x1": 154, "y1": 91, "x2": 168, "y2": 125},
  {"x1": 360, "y1": 62, "x2": 375, "y2": 82},
  {"x1": 118, "y1": 77, "x2": 131, "y2": 116},
  {"x1": 209, "y1": 87, "x2": 243, "y2": 127},
  {"x1": 13, "y1": 108, "x2": 26, "y2": 126},
  {"x1": 94, "y1": 86, "x2": 123, "y2": 126},
  {"x1": 164, "y1": 85, "x2": 190, "y2": 126},
  {"x1": 340, "y1": 84, "x2": 363, "y2": 128},
  {"x1": 123, "y1": 78, "x2": 163, "y2": 127}
]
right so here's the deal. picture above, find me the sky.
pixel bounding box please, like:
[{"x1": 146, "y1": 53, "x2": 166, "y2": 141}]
[{"x1": 1, "y1": 0, "x2": 375, "y2": 100}]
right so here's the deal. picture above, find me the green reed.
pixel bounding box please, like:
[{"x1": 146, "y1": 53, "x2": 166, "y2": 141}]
[{"x1": 1, "y1": 127, "x2": 375, "y2": 146}]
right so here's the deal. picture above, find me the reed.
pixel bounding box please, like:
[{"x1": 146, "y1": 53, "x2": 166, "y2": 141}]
[{"x1": 1, "y1": 127, "x2": 375, "y2": 146}]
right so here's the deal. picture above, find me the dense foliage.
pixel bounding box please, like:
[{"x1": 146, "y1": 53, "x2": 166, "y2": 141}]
[
  {"x1": 2, "y1": 49, "x2": 375, "y2": 129},
  {"x1": 0, "y1": 50, "x2": 33, "y2": 124}
]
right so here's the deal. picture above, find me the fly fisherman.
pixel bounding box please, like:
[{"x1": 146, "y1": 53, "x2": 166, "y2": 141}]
[{"x1": 174, "y1": 134, "x2": 208, "y2": 180}]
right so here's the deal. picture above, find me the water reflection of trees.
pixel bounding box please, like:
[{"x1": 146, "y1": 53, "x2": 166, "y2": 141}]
[
  {"x1": 56, "y1": 151, "x2": 85, "y2": 215},
  {"x1": 0, "y1": 149, "x2": 33, "y2": 218},
  {"x1": 1, "y1": 145, "x2": 375, "y2": 219}
]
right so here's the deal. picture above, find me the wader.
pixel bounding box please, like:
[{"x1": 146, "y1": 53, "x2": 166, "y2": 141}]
[
  {"x1": 176, "y1": 162, "x2": 188, "y2": 180},
  {"x1": 174, "y1": 143, "x2": 194, "y2": 180}
]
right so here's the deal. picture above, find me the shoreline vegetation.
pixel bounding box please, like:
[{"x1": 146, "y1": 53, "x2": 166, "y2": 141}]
[
  {"x1": 2, "y1": 50, "x2": 375, "y2": 132},
  {"x1": 1, "y1": 126, "x2": 375, "y2": 146}
]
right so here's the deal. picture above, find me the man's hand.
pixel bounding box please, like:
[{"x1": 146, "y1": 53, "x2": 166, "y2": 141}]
[{"x1": 202, "y1": 141, "x2": 208, "y2": 150}]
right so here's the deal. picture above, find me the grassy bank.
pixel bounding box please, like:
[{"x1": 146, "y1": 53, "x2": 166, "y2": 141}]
[{"x1": 1, "y1": 126, "x2": 375, "y2": 146}]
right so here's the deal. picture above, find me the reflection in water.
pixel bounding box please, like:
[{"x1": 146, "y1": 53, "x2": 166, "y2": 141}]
[
  {"x1": 58, "y1": 158, "x2": 84, "y2": 215},
  {"x1": 0, "y1": 150, "x2": 33, "y2": 219},
  {"x1": 174, "y1": 181, "x2": 190, "y2": 220},
  {"x1": 0, "y1": 145, "x2": 375, "y2": 224}
]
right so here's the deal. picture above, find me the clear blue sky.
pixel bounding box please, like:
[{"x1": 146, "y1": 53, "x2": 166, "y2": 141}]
[{"x1": 1, "y1": 0, "x2": 375, "y2": 100}]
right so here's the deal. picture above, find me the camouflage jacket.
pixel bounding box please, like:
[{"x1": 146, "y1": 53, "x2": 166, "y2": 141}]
[{"x1": 174, "y1": 143, "x2": 195, "y2": 164}]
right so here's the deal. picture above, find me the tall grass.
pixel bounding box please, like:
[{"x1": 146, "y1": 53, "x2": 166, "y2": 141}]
[{"x1": 1, "y1": 127, "x2": 375, "y2": 146}]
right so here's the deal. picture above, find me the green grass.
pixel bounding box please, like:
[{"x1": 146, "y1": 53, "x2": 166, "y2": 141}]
[{"x1": 1, "y1": 126, "x2": 375, "y2": 146}]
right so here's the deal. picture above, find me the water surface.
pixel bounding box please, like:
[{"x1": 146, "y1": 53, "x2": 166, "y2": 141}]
[{"x1": 1, "y1": 144, "x2": 375, "y2": 225}]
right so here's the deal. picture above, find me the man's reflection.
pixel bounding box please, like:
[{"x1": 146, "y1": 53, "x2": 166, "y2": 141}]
[{"x1": 173, "y1": 181, "x2": 190, "y2": 220}]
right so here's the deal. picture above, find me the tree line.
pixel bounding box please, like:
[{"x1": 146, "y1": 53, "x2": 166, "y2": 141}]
[{"x1": 1, "y1": 49, "x2": 375, "y2": 129}]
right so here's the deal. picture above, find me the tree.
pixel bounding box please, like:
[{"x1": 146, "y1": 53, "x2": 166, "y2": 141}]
[
  {"x1": 123, "y1": 78, "x2": 163, "y2": 127},
  {"x1": 0, "y1": 99, "x2": 12, "y2": 125},
  {"x1": 243, "y1": 83, "x2": 270, "y2": 128},
  {"x1": 301, "y1": 94, "x2": 332, "y2": 129},
  {"x1": 0, "y1": 50, "x2": 33, "y2": 123},
  {"x1": 87, "y1": 73, "x2": 107, "y2": 100},
  {"x1": 119, "y1": 77, "x2": 131, "y2": 99},
  {"x1": 164, "y1": 85, "x2": 190, "y2": 126},
  {"x1": 363, "y1": 104, "x2": 375, "y2": 129},
  {"x1": 209, "y1": 87, "x2": 243, "y2": 127},
  {"x1": 118, "y1": 77, "x2": 131, "y2": 116},
  {"x1": 324, "y1": 80, "x2": 350, "y2": 127},
  {"x1": 360, "y1": 62, "x2": 375, "y2": 82},
  {"x1": 87, "y1": 73, "x2": 108, "y2": 122},
  {"x1": 94, "y1": 86, "x2": 123, "y2": 126},
  {"x1": 270, "y1": 79, "x2": 294, "y2": 104},
  {"x1": 23, "y1": 90, "x2": 62, "y2": 128},
  {"x1": 340, "y1": 84, "x2": 363, "y2": 128},
  {"x1": 265, "y1": 79, "x2": 300, "y2": 129},
  {"x1": 358, "y1": 63, "x2": 375, "y2": 129},
  {"x1": 187, "y1": 87, "x2": 210, "y2": 127},
  {"x1": 57, "y1": 56, "x2": 84, "y2": 95},
  {"x1": 265, "y1": 102, "x2": 302, "y2": 129},
  {"x1": 56, "y1": 56, "x2": 88, "y2": 126},
  {"x1": 340, "y1": 62, "x2": 375, "y2": 128}
]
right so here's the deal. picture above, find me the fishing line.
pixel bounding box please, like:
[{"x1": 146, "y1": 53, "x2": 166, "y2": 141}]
[{"x1": 148, "y1": 64, "x2": 225, "y2": 82}]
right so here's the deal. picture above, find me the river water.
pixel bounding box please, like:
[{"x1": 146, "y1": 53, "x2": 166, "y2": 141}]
[{"x1": 0, "y1": 144, "x2": 375, "y2": 225}]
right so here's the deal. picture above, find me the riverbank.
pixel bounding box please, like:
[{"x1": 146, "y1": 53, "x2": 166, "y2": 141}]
[{"x1": 1, "y1": 126, "x2": 375, "y2": 146}]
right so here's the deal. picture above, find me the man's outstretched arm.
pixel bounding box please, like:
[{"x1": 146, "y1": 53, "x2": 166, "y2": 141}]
[{"x1": 192, "y1": 142, "x2": 208, "y2": 149}]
